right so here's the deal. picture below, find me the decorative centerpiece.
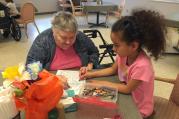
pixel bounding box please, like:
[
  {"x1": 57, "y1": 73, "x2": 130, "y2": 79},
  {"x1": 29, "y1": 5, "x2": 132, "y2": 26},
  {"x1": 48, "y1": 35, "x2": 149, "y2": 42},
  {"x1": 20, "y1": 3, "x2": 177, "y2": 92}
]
[{"x1": 1, "y1": 62, "x2": 64, "y2": 119}]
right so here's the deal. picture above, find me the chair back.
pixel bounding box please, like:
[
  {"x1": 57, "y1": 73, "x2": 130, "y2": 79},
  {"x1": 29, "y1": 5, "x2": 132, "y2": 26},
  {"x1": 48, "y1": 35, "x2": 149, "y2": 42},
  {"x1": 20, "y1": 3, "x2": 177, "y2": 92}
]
[
  {"x1": 83, "y1": 30, "x2": 116, "y2": 66},
  {"x1": 170, "y1": 74, "x2": 179, "y2": 105},
  {"x1": 20, "y1": 3, "x2": 35, "y2": 24},
  {"x1": 69, "y1": 0, "x2": 75, "y2": 14},
  {"x1": 69, "y1": 0, "x2": 84, "y2": 16}
]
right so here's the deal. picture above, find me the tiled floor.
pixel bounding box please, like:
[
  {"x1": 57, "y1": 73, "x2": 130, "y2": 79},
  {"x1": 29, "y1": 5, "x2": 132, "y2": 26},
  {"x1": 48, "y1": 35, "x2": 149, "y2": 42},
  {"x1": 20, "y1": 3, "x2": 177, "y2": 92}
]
[{"x1": 0, "y1": 14, "x2": 179, "y2": 99}]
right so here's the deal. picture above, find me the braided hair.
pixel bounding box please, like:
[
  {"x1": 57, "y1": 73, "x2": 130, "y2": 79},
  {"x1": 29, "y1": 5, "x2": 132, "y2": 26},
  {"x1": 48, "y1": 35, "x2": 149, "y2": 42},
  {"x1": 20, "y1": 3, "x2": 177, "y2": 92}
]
[{"x1": 112, "y1": 9, "x2": 167, "y2": 60}]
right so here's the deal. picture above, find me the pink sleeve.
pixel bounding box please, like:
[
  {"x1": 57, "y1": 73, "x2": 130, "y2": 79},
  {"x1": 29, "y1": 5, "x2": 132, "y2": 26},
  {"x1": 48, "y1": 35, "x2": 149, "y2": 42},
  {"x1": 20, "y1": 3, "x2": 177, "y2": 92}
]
[{"x1": 130, "y1": 65, "x2": 154, "y2": 82}]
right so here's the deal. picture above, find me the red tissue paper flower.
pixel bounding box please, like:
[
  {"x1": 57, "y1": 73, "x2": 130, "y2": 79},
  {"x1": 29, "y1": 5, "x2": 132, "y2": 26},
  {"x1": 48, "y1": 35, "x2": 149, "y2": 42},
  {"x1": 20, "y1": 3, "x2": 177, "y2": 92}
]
[{"x1": 14, "y1": 70, "x2": 63, "y2": 119}]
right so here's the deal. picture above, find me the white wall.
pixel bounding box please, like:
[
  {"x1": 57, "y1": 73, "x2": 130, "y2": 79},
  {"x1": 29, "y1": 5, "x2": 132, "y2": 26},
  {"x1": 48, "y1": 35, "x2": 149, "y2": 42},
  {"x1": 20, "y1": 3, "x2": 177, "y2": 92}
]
[
  {"x1": 14, "y1": 0, "x2": 58, "y2": 13},
  {"x1": 104, "y1": 0, "x2": 179, "y2": 20},
  {"x1": 148, "y1": 1, "x2": 179, "y2": 20},
  {"x1": 13, "y1": 0, "x2": 179, "y2": 20}
]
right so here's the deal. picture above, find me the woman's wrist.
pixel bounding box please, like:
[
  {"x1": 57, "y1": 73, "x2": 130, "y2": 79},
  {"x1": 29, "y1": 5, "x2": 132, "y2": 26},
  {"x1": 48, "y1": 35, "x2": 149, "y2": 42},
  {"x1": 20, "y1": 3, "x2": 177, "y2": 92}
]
[{"x1": 87, "y1": 63, "x2": 93, "y2": 70}]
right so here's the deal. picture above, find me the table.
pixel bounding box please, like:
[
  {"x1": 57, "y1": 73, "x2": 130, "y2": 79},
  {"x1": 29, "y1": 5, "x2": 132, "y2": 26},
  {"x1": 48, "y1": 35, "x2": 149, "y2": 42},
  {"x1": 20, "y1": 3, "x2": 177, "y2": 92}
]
[
  {"x1": 64, "y1": 75, "x2": 142, "y2": 119},
  {"x1": 164, "y1": 19, "x2": 179, "y2": 54},
  {"x1": 82, "y1": 2, "x2": 118, "y2": 28},
  {"x1": 0, "y1": 71, "x2": 142, "y2": 119}
]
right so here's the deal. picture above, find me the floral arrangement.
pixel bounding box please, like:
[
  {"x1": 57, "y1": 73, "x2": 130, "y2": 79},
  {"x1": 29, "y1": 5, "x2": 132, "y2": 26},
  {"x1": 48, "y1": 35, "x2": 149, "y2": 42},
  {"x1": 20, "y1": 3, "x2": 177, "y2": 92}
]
[
  {"x1": 2, "y1": 61, "x2": 42, "y2": 81},
  {"x1": 1, "y1": 62, "x2": 63, "y2": 119},
  {"x1": 2, "y1": 62, "x2": 42, "y2": 97}
]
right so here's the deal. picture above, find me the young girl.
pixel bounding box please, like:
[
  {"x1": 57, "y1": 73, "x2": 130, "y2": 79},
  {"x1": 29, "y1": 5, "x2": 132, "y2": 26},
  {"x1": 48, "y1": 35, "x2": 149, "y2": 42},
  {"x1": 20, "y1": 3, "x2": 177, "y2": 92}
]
[
  {"x1": 79, "y1": 9, "x2": 166, "y2": 118},
  {"x1": 5, "y1": 0, "x2": 20, "y2": 18}
]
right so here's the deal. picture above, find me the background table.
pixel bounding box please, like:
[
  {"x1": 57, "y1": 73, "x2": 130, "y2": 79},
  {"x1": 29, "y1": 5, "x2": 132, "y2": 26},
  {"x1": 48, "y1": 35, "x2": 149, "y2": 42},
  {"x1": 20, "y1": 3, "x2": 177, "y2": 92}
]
[
  {"x1": 82, "y1": 2, "x2": 118, "y2": 27},
  {"x1": 164, "y1": 19, "x2": 179, "y2": 54}
]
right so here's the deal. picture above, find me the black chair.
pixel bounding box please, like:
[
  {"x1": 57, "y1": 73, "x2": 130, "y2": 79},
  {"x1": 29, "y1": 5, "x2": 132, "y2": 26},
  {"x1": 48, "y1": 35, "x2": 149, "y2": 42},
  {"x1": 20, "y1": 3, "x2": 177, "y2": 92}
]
[
  {"x1": 83, "y1": 29, "x2": 116, "y2": 67},
  {"x1": 0, "y1": 2, "x2": 21, "y2": 41}
]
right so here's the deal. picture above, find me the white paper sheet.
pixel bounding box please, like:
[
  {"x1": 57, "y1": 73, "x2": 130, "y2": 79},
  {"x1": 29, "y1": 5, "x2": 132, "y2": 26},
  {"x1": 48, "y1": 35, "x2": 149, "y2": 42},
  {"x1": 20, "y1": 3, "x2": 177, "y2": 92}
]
[{"x1": 56, "y1": 70, "x2": 85, "y2": 95}]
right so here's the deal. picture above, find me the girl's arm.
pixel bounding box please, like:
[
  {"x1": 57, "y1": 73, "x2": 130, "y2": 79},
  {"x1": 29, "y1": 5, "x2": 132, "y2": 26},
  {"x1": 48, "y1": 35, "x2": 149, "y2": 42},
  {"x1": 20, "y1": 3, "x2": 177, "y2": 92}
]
[
  {"x1": 80, "y1": 62, "x2": 118, "y2": 79},
  {"x1": 90, "y1": 79, "x2": 142, "y2": 94}
]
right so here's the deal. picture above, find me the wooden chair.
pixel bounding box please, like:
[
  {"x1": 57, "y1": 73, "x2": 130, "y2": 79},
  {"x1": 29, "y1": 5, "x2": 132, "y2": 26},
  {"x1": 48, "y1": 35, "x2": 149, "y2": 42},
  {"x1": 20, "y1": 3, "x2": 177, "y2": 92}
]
[
  {"x1": 16, "y1": 2, "x2": 40, "y2": 38},
  {"x1": 148, "y1": 74, "x2": 179, "y2": 119},
  {"x1": 69, "y1": 0, "x2": 88, "y2": 25}
]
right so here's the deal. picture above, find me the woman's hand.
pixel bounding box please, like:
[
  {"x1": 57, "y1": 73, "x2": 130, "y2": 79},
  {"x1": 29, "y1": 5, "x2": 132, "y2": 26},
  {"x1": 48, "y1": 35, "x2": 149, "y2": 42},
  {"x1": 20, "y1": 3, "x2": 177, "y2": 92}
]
[
  {"x1": 79, "y1": 67, "x2": 90, "y2": 80},
  {"x1": 57, "y1": 75, "x2": 70, "y2": 89},
  {"x1": 87, "y1": 63, "x2": 93, "y2": 70},
  {"x1": 79, "y1": 63, "x2": 93, "y2": 80}
]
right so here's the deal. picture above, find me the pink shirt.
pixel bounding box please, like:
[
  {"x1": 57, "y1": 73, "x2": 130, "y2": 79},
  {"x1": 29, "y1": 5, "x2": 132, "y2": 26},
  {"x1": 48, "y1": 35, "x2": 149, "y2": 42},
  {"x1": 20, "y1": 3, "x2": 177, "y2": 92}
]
[
  {"x1": 116, "y1": 51, "x2": 154, "y2": 118},
  {"x1": 50, "y1": 46, "x2": 82, "y2": 70}
]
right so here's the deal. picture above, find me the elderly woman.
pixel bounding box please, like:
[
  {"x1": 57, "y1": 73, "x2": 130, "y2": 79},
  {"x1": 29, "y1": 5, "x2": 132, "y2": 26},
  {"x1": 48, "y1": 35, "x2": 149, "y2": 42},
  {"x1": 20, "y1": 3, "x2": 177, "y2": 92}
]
[{"x1": 26, "y1": 12, "x2": 99, "y2": 71}]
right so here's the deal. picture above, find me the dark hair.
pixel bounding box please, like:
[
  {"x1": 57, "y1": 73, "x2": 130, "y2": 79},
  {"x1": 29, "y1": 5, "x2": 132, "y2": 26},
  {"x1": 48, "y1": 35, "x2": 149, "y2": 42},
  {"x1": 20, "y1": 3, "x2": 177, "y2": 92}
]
[{"x1": 112, "y1": 9, "x2": 167, "y2": 60}]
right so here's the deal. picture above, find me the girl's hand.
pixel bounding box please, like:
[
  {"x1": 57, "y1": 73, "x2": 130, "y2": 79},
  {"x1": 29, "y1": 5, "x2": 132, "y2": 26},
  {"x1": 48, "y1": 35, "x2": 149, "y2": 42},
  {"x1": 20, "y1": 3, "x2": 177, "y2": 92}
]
[{"x1": 57, "y1": 75, "x2": 70, "y2": 89}]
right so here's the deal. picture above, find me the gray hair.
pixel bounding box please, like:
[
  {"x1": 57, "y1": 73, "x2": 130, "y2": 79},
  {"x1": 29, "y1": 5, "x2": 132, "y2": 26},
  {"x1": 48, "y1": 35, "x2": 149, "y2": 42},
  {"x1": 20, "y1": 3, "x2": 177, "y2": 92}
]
[{"x1": 51, "y1": 12, "x2": 78, "y2": 33}]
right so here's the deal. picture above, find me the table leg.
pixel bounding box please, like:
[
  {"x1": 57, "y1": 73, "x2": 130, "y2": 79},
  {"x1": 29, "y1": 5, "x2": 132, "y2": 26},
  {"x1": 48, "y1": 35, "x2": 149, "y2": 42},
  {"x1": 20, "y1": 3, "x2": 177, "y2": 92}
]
[
  {"x1": 88, "y1": 12, "x2": 108, "y2": 28},
  {"x1": 96, "y1": 12, "x2": 99, "y2": 25}
]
